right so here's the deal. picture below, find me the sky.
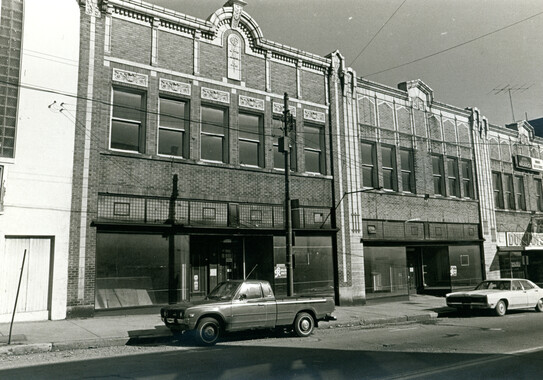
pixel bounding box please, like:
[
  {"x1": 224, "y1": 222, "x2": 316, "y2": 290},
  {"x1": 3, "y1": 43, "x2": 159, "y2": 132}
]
[{"x1": 149, "y1": 0, "x2": 543, "y2": 127}]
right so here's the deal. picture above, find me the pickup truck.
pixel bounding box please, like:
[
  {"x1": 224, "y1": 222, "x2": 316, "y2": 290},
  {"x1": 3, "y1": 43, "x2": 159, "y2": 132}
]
[{"x1": 160, "y1": 279, "x2": 336, "y2": 345}]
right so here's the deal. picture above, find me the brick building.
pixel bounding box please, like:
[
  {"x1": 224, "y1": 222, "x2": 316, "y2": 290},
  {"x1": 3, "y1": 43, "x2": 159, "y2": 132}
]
[
  {"x1": 483, "y1": 119, "x2": 543, "y2": 285},
  {"x1": 64, "y1": 0, "x2": 543, "y2": 317},
  {"x1": 69, "y1": 0, "x2": 337, "y2": 316},
  {"x1": 332, "y1": 70, "x2": 484, "y2": 302}
]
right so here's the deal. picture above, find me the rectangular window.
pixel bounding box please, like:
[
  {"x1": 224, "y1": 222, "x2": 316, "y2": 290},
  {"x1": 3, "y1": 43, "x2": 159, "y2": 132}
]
[
  {"x1": 381, "y1": 146, "x2": 396, "y2": 191},
  {"x1": 201, "y1": 106, "x2": 228, "y2": 163},
  {"x1": 361, "y1": 142, "x2": 376, "y2": 188},
  {"x1": 272, "y1": 118, "x2": 296, "y2": 170},
  {"x1": 158, "y1": 98, "x2": 188, "y2": 157},
  {"x1": 447, "y1": 157, "x2": 459, "y2": 197},
  {"x1": 492, "y1": 172, "x2": 504, "y2": 209},
  {"x1": 461, "y1": 160, "x2": 474, "y2": 198},
  {"x1": 400, "y1": 149, "x2": 414, "y2": 193},
  {"x1": 304, "y1": 124, "x2": 324, "y2": 174},
  {"x1": 504, "y1": 174, "x2": 515, "y2": 210},
  {"x1": 535, "y1": 178, "x2": 543, "y2": 212},
  {"x1": 238, "y1": 113, "x2": 262, "y2": 167},
  {"x1": 432, "y1": 155, "x2": 445, "y2": 196},
  {"x1": 111, "y1": 89, "x2": 145, "y2": 152},
  {"x1": 516, "y1": 176, "x2": 526, "y2": 211}
]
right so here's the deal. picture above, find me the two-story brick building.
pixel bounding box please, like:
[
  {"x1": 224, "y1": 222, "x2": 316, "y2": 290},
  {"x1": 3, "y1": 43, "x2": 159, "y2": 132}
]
[
  {"x1": 332, "y1": 67, "x2": 484, "y2": 302},
  {"x1": 69, "y1": 0, "x2": 338, "y2": 316}
]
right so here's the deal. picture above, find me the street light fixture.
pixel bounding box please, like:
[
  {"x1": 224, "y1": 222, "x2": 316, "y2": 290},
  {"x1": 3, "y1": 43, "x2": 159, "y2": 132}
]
[{"x1": 320, "y1": 187, "x2": 383, "y2": 229}]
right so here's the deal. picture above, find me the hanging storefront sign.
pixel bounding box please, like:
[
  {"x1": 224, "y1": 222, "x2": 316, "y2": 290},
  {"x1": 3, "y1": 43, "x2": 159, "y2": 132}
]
[
  {"x1": 514, "y1": 155, "x2": 543, "y2": 172},
  {"x1": 506, "y1": 232, "x2": 543, "y2": 249}
]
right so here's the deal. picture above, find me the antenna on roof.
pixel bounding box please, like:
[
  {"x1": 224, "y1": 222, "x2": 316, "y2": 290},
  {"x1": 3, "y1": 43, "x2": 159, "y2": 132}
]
[
  {"x1": 245, "y1": 264, "x2": 258, "y2": 280},
  {"x1": 490, "y1": 83, "x2": 534, "y2": 122}
]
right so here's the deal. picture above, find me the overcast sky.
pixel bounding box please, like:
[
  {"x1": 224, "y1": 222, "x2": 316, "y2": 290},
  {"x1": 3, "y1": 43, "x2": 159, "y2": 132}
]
[{"x1": 149, "y1": 0, "x2": 543, "y2": 127}]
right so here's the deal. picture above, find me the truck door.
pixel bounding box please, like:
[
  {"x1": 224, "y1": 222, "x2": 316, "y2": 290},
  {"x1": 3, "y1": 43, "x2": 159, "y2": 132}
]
[
  {"x1": 261, "y1": 282, "x2": 277, "y2": 328},
  {"x1": 230, "y1": 282, "x2": 267, "y2": 330}
]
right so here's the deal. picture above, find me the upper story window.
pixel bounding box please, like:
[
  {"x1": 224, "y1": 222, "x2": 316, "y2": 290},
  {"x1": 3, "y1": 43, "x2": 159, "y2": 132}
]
[
  {"x1": 273, "y1": 118, "x2": 296, "y2": 171},
  {"x1": 361, "y1": 142, "x2": 377, "y2": 188},
  {"x1": 516, "y1": 176, "x2": 526, "y2": 211},
  {"x1": 381, "y1": 146, "x2": 396, "y2": 191},
  {"x1": 238, "y1": 113, "x2": 262, "y2": 167},
  {"x1": 535, "y1": 178, "x2": 543, "y2": 212},
  {"x1": 400, "y1": 149, "x2": 414, "y2": 193},
  {"x1": 447, "y1": 157, "x2": 459, "y2": 197},
  {"x1": 201, "y1": 106, "x2": 228, "y2": 163},
  {"x1": 492, "y1": 172, "x2": 504, "y2": 209},
  {"x1": 158, "y1": 97, "x2": 188, "y2": 157},
  {"x1": 461, "y1": 159, "x2": 474, "y2": 199},
  {"x1": 304, "y1": 124, "x2": 324, "y2": 174},
  {"x1": 503, "y1": 173, "x2": 515, "y2": 210},
  {"x1": 432, "y1": 155, "x2": 445, "y2": 196},
  {"x1": 111, "y1": 89, "x2": 145, "y2": 153}
]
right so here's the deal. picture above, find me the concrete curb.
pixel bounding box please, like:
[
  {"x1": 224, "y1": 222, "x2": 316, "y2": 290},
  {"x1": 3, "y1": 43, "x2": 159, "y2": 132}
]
[{"x1": 0, "y1": 312, "x2": 449, "y2": 356}]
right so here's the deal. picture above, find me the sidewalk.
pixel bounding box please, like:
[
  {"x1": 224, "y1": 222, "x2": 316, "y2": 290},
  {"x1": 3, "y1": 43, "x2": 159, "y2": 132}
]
[{"x1": 0, "y1": 295, "x2": 455, "y2": 356}]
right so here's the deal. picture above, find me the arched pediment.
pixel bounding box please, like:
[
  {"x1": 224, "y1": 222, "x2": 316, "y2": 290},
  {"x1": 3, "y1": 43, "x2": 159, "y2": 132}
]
[{"x1": 207, "y1": 1, "x2": 264, "y2": 52}]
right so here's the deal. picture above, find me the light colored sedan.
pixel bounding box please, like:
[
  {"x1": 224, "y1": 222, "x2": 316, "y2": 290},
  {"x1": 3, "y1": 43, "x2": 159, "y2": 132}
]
[{"x1": 446, "y1": 279, "x2": 543, "y2": 316}]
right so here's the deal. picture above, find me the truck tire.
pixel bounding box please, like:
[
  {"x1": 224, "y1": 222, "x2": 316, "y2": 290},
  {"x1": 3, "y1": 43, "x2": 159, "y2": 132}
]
[
  {"x1": 293, "y1": 312, "x2": 315, "y2": 337},
  {"x1": 196, "y1": 317, "x2": 221, "y2": 346}
]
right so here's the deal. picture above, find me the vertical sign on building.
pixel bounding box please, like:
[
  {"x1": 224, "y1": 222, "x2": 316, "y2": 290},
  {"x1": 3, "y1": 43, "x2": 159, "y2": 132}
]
[{"x1": 228, "y1": 34, "x2": 241, "y2": 81}]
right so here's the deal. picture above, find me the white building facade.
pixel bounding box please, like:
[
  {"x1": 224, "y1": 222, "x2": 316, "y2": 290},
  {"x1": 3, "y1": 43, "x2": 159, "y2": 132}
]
[{"x1": 0, "y1": 0, "x2": 80, "y2": 322}]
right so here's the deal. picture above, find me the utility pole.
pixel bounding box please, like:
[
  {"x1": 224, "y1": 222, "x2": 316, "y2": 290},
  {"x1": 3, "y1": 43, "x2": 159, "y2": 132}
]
[
  {"x1": 281, "y1": 93, "x2": 295, "y2": 296},
  {"x1": 167, "y1": 174, "x2": 178, "y2": 304}
]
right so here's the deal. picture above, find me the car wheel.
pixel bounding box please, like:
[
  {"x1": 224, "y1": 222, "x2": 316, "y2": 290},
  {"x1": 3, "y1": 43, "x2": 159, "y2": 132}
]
[
  {"x1": 196, "y1": 317, "x2": 221, "y2": 346},
  {"x1": 535, "y1": 299, "x2": 543, "y2": 312},
  {"x1": 494, "y1": 300, "x2": 507, "y2": 316},
  {"x1": 293, "y1": 312, "x2": 315, "y2": 337}
]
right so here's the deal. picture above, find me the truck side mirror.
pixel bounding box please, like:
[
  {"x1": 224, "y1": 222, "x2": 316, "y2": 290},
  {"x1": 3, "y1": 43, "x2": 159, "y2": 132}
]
[{"x1": 239, "y1": 294, "x2": 247, "y2": 301}]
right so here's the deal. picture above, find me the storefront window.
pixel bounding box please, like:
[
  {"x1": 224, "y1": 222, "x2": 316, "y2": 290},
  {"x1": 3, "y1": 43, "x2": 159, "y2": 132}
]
[
  {"x1": 449, "y1": 245, "x2": 483, "y2": 290},
  {"x1": 96, "y1": 233, "x2": 174, "y2": 309},
  {"x1": 364, "y1": 246, "x2": 407, "y2": 299},
  {"x1": 273, "y1": 236, "x2": 334, "y2": 297},
  {"x1": 499, "y1": 251, "x2": 524, "y2": 279}
]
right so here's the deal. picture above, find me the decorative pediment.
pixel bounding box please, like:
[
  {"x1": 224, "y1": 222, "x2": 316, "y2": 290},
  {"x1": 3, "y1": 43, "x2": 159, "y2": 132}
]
[{"x1": 398, "y1": 79, "x2": 434, "y2": 108}]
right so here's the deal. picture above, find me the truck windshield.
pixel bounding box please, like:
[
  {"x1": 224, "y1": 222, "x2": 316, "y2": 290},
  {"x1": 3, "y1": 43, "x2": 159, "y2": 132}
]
[{"x1": 207, "y1": 281, "x2": 241, "y2": 300}]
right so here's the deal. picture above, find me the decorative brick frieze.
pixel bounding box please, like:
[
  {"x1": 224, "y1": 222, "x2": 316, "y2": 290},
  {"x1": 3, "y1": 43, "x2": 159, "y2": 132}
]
[
  {"x1": 239, "y1": 95, "x2": 264, "y2": 110},
  {"x1": 273, "y1": 102, "x2": 296, "y2": 117},
  {"x1": 304, "y1": 109, "x2": 326, "y2": 123},
  {"x1": 159, "y1": 78, "x2": 191, "y2": 96},
  {"x1": 112, "y1": 68, "x2": 148, "y2": 87},
  {"x1": 201, "y1": 87, "x2": 230, "y2": 104}
]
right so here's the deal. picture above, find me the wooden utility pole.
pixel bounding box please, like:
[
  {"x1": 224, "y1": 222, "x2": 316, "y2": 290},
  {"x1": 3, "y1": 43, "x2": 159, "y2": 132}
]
[{"x1": 281, "y1": 93, "x2": 295, "y2": 296}]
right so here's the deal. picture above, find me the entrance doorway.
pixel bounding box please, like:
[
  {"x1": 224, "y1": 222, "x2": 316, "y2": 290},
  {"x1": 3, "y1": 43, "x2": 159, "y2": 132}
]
[
  {"x1": 190, "y1": 237, "x2": 243, "y2": 299},
  {"x1": 189, "y1": 235, "x2": 274, "y2": 300}
]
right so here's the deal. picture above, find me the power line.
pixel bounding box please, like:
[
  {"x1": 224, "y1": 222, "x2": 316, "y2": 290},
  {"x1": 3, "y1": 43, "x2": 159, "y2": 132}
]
[
  {"x1": 349, "y1": 0, "x2": 408, "y2": 67},
  {"x1": 362, "y1": 9, "x2": 543, "y2": 77}
]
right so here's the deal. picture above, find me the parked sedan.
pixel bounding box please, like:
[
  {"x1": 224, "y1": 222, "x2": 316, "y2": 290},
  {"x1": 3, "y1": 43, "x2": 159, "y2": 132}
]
[{"x1": 446, "y1": 279, "x2": 543, "y2": 316}]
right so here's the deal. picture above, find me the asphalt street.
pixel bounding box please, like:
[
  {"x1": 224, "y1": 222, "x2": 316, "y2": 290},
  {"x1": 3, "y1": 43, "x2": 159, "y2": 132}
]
[{"x1": 2, "y1": 310, "x2": 543, "y2": 379}]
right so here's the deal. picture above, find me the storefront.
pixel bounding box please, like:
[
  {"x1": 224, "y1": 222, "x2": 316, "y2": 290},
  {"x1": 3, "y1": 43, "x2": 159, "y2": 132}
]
[
  {"x1": 362, "y1": 220, "x2": 484, "y2": 300},
  {"x1": 497, "y1": 232, "x2": 543, "y2": 286},
  {"x1": 94, "y1": 229, "x2": 334, "y2": 310}
]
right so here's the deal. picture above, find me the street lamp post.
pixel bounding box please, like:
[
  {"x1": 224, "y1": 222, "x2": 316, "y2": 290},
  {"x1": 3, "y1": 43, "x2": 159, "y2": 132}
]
[{"x1": 320, "y1": 187, "x2": 383, "y2": 229}]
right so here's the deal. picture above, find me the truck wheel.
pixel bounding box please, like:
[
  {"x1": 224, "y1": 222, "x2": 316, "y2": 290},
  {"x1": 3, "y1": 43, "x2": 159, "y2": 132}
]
[
  {"x1": 294, "y1": 312, "x2": 315, "y2": 337},
  {"x1": 196, "y1": 317, "x2": 221, "y2": 346}
]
